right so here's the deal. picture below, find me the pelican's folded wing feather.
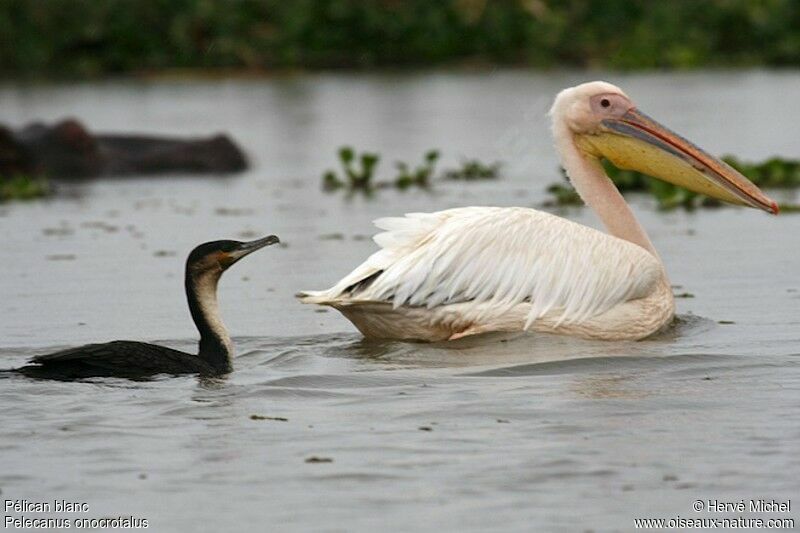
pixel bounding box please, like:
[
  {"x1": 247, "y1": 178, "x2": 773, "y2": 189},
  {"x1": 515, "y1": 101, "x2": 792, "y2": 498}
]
[{"x1": 303, "y1": 207, "x2": 662, "y2": 327}]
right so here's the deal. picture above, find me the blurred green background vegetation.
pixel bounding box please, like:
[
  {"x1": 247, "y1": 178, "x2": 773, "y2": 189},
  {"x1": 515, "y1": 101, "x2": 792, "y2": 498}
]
[{"x1": 2, "y1": 0, "x2": 800, "y2": 77}]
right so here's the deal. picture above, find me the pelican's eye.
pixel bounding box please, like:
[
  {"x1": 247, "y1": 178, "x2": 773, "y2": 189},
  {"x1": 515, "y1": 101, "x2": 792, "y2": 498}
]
[{"x1": 590, "y1": 94, "x2": 629, "y2": 117}]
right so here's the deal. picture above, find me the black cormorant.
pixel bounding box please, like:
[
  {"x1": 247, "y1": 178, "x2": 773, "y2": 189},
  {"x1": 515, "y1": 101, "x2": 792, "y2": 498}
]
[{"x1": 14, "y1": 235, "x2": 279, "y2": 379}]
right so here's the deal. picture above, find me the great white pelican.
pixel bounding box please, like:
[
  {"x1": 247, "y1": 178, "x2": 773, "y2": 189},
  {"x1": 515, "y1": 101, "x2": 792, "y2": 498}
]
[{"x1": 299, "y1": 81, "x2": 778, "y2": 341}]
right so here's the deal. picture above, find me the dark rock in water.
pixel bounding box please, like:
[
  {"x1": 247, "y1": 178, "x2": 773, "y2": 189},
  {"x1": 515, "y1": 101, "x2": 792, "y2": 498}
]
[{"x1": 1, "y1": 118, "x2": 247, "y2": 178}]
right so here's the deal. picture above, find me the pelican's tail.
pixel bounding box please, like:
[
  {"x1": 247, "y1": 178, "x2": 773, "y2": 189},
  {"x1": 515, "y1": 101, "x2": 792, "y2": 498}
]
[{"x1": 295, "y1": 289, "x2": 336, "y2": 305}]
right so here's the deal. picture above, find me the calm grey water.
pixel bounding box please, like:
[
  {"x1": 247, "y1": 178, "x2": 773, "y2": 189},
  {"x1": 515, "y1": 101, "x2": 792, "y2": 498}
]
[{"x1": 0, "y1": 70, "x2": 798, "y2": 532}]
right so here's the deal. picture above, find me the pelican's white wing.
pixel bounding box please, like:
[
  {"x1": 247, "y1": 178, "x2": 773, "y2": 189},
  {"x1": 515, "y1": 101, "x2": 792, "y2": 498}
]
[{"x1": 302, "y1": 207, "x2": 662, "y2": 328}]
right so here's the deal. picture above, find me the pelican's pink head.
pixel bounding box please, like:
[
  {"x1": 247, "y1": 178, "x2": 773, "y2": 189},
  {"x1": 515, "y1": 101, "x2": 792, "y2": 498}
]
[{"x1": 549, "y1": 81, "x2": 778, "y2": 214}]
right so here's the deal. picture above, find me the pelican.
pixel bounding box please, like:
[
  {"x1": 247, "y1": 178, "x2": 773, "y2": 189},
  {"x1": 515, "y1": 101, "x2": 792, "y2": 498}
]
[{"x1": 299, "y1": 81, "x2": 777, "y2": 341}]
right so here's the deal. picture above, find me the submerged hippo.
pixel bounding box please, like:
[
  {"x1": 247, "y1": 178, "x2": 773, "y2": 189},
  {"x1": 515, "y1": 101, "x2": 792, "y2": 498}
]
[{"x1": 0, "y1": 118, "x2": 247, "y2": 178}]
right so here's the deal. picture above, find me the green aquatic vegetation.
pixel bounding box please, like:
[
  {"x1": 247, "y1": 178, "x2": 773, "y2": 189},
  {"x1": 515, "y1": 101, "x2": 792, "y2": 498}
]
[
  {"x1": 323, "y1": 147, "x2": 500, "y2": 193},
  {"x1": 0, "y1": 174, "x2": 50, "y2": 202},
  {"x1": 546, "y1": 157, "x2": 800, "y2": 211},
  {"x1": 394, "y1": 150, "x2": 440, "y2": 190},
  {"x1": 644, "y1": 178, "x2": 723, "y2": 211},
  {"x1": 542, "y1": 183, "x2": 581, "y2": 207},
  {"x1": 5, "y1": 1, "x2": 800, "y2": 77},
  {"x1": 444, "y1": 160, "x2": 502, "y2": 181},
  {"x1": 722, "y1": 156, "x2": 800, "y2": 188},
  {"x1": 322, "y1": 146, "x2": 380, "y2": 191}
]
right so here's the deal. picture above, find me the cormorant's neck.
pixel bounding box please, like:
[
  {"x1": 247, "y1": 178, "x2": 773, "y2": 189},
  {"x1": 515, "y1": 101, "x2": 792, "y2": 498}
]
[{"x1": 185, "y1": 268, "x2": 233, "y2": 372}]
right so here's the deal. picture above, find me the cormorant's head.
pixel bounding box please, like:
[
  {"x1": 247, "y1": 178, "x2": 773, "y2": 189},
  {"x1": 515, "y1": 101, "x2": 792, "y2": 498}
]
[{"x1": 187, "y1": 235, "x2": 280, "y2": 277}]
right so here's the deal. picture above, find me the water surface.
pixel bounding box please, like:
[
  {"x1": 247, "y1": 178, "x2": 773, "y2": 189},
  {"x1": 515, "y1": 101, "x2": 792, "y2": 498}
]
[{"x1": 0, "y1": 70, "x2": 798, "y2": 532}]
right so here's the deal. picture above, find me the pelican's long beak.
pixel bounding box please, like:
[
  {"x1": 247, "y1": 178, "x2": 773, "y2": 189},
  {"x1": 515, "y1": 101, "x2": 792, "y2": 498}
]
[{"x1": 579, "y1": 108, "x2": 779, "y2": 214}]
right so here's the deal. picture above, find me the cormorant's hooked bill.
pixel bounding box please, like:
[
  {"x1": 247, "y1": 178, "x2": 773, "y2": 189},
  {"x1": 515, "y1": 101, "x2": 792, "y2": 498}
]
[
  {"x1": 188, "y1": 235, "x2": 280, "y2": 270},
  {"x1": 230, "y1": 234, "x2": 280, "y2": 260}
]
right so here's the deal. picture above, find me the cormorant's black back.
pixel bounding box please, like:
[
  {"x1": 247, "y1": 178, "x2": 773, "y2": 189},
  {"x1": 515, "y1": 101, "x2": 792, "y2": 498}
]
[{"x1": 20, "y1": 341, "x2": 217, "y2": 379}]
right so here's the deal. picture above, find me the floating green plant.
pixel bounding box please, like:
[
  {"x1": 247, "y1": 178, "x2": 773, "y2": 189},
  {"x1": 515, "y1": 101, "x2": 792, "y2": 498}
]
[
  {"x1": 444, "y1": 159, "x2": 501, "y2": 180},
  {"x1": 542, "y1": 183, "x2": 581, "y2": 207},
  {"x1": 394, "y1": 150, "x2": 440, "y2": 190},
  {"x1": 323, "y1": 147, "x2": 501, "y2": 193},
  {"x1": 0, "y1": 174, "x2": 50, "y2": 202},
  {"x1": 322, "y1": 146, "x2": 380, "y2": 191}
]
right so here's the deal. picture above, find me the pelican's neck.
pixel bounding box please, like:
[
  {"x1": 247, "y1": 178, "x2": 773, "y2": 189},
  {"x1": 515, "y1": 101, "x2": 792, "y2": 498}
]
[
  {"x1": 185, "y1": 270, "x2": 233, "y2": 372},
  {"x1": 554, "y1": 126, "x2": 659, "y2": 259}
]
